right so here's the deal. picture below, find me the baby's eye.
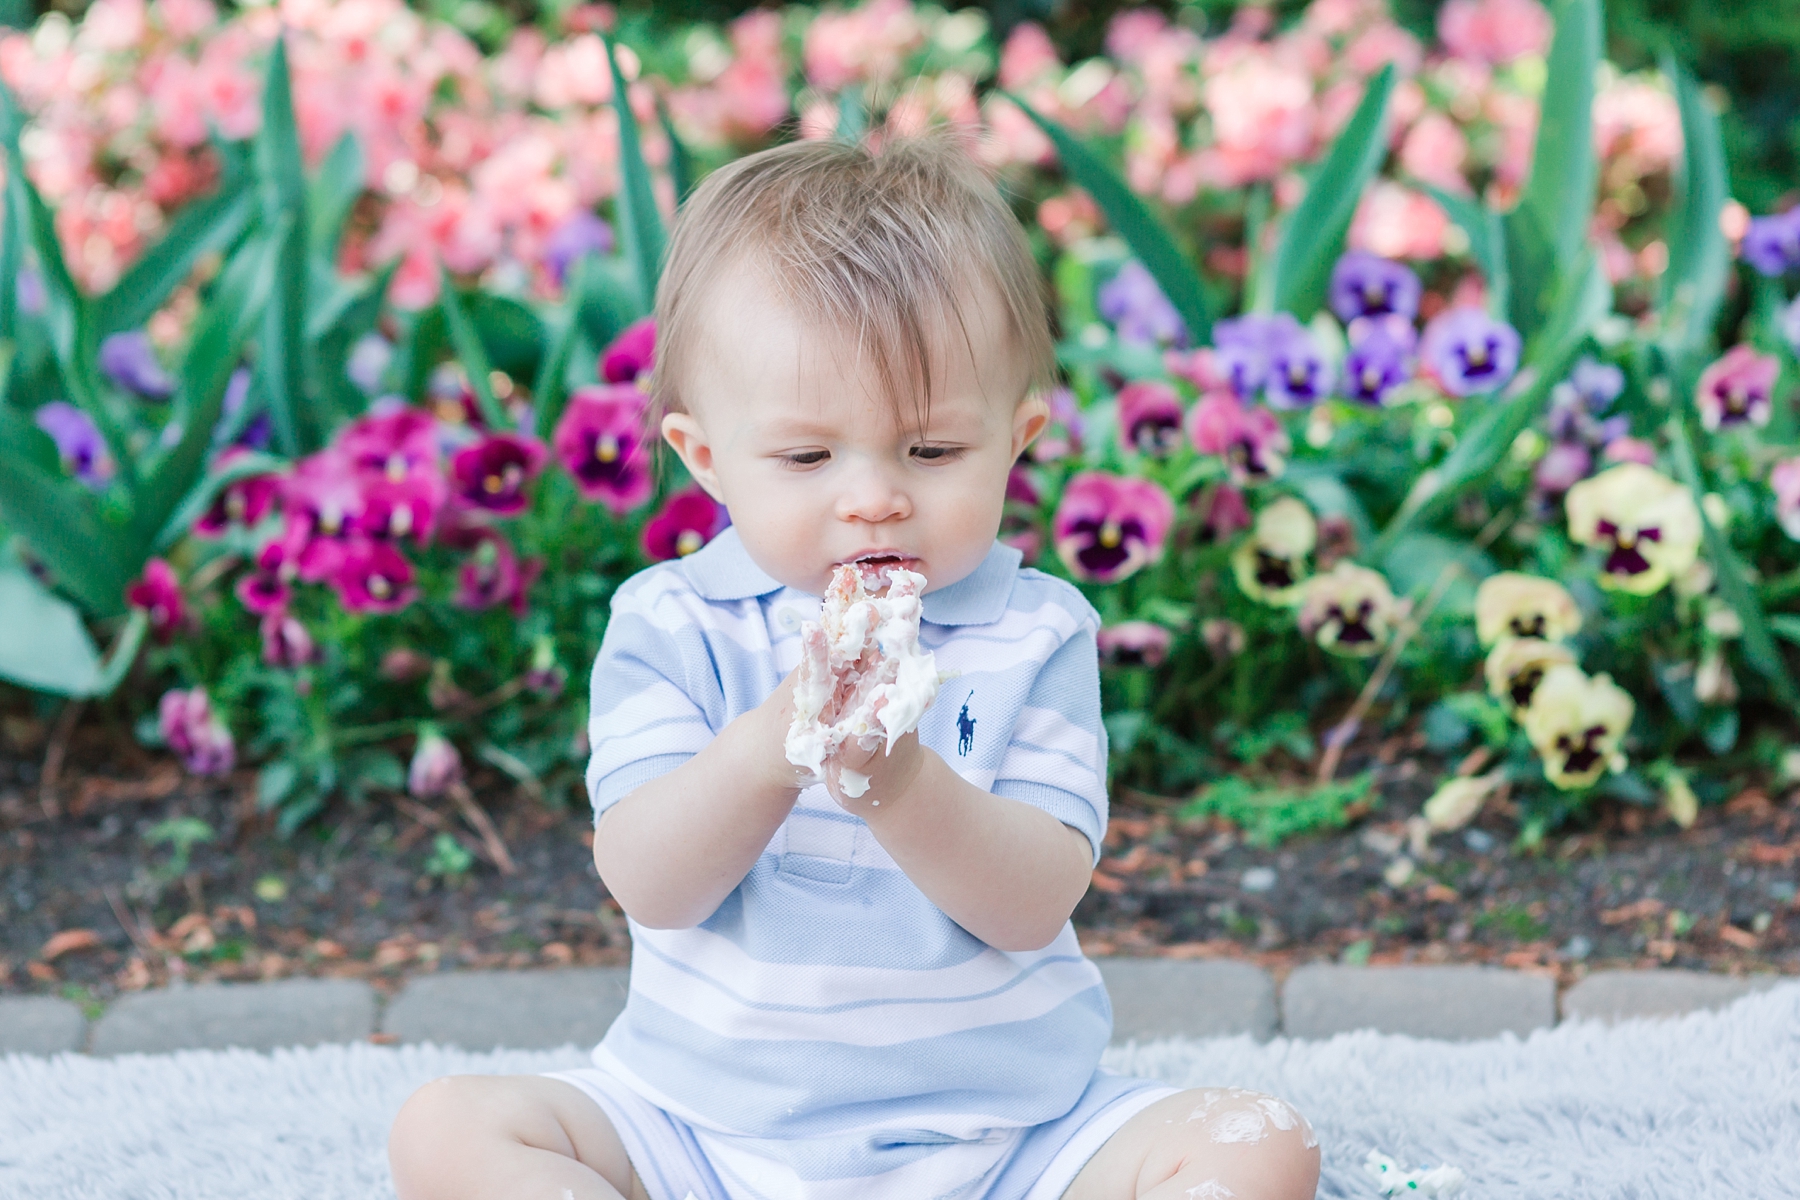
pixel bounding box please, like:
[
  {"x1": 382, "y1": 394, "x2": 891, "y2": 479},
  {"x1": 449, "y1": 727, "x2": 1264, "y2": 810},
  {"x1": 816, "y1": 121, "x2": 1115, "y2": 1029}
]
[
  {"x1": 910, "y1": 444, "x2": 964, "y2": 462},
  {"x1": 782, "y1": 449, "x2": 830, "y2": 467}
]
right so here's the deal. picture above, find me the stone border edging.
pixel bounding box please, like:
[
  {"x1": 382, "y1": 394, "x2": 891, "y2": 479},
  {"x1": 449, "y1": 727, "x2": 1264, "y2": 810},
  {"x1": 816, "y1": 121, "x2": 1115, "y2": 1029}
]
[{"x1": 0, "y1": 963, "x2": 1788, "y2": 1057}]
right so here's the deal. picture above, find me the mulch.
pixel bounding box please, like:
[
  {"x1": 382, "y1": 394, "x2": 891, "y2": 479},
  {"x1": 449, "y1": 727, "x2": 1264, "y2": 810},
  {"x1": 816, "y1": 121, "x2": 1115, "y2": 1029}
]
[{"x1": 2, "y1": 712, "x2": 1795, "y2": 1008}]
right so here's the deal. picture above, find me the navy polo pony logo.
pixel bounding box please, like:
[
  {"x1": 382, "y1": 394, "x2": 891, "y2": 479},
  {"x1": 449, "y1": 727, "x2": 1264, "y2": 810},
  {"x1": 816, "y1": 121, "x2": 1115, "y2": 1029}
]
[{"x1": 956, "y1": 692, "x2": 976, "y2": 757}]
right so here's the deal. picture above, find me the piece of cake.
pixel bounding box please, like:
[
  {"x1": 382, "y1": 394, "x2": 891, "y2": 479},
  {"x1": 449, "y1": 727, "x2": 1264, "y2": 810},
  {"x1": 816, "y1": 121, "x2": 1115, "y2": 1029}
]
[{"x1": 784, "y1": 561, "x2": 943, "y2": 797}]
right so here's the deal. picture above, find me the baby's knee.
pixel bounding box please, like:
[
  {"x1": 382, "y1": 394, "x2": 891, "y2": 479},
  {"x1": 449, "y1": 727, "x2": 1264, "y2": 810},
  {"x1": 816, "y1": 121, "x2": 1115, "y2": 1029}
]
[
  {"x1": 387, "y1": 1075, "x2": 523, "y2": 1196},
  {"x1": 1156, "y1": 1088, "x2": 1320, "y2": 1197}
]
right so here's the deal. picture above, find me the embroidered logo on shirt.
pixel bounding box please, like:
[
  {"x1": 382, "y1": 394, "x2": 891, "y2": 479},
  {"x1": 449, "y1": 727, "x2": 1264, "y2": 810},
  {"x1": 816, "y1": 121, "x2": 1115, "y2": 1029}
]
[{"x1": 956, "y1": 693, "x2": 976, "y2": 756}]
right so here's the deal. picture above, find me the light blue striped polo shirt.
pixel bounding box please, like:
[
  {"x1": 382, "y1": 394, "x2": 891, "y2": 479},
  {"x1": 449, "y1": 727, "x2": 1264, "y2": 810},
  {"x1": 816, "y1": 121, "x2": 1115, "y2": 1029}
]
[{"x1": 583, "y1": 527, "x2": 1115, "y2": 1195}]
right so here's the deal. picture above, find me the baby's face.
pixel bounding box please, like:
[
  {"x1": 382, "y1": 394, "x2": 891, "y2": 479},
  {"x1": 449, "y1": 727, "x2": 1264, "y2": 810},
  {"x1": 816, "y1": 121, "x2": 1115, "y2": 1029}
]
[{"x1": 662, "y1": 261, "x2": 1047, "y2": 596}]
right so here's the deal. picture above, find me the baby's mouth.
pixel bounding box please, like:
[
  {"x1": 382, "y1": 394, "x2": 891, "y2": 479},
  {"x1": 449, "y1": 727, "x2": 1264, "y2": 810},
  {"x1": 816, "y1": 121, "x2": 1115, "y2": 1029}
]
[{"x1": 841, "y1": 552, "x2": 919, "y2": 588}]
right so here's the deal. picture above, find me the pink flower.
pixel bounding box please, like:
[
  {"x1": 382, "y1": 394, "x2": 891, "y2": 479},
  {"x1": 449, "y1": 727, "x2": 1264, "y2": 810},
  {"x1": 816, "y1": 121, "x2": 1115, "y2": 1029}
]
[
  {"x1": 1533, "y1": 441, "x2": 1592, "y2": 495},
  {"x1": 354, "y1": 476, "x2": 443, "y2": 543},
  {"x1": 125, "y1": 558, "x2": 187, "y2": 643},
  {"x1": 1437, "y1": 0, "x2": 1552, "y2": 64},
  {"x1": 553, "y1": 384, "x2": 654, "y2": 514},
  {"x1": 998, "y1": 22, "x2": 1060, "y2": 88},
  {"x1": 159, "y1": 687, "x2": 234, "y2": 777},
  {"x1": 260, "y1": 611, "x2": 316, "y2": 668},
  {"x1": 1349, "y1": 181, "x2": 1449, "y2": 261},
  {"x1": 1097, "y1": 621, "x2": 1173, "y2": 667},
  {"x1": 1772, "y1": 458, "x2": 1800, "y2": 540},
  {"x1": 1052, "y1": 471, "x2": 1175, "y2": 583},
  {"x1": 1604, "y1": 437, "x2": 1658, "y2": 466},
  {"x1": 1695, "y1": 344, "x2": 1780, "y2": 430},
  {"x1": 193, "y1": 449, "x2": 281, "y2": 537},
  {"x1": 408, "y1": 727, "x2": 462, "y2": 798},
  {"x1": 1116, "y1": 381, "x2": 1185, "y2": 455},
  {"x1": 1197, "y1": 47, "x2": 1315, "y2": 186},
  {"x1": 454, "y1": 532, "x2": 542, "y2": 616},
  {"x1": 449, "y1": 433, "x2": 548, "y2": 517},
  {"x1": 642, "y1": 487, "x2": 727, "y2": 561},
  {"x1": 1199, "y1": 483, "x2": 1254, "y2": 542},
  {"x1": 281, "y1": 449, "x2": 368, "y2": 582},
  {"x1": 336, "y1": 406, "x2": 442, "y2": 480},
  {"x1": 1399, "y1": 113, "x2": 1470, "y2": 196},
  {"x1": 332, "y1": 538, "x2": 417, "y2": 614},
  {"x1": 1187, "y1": 392, "x2": 1290, "y2": 483},
  {"x1": 601, "y1": 316, "x2": 656, "y2": 385}
]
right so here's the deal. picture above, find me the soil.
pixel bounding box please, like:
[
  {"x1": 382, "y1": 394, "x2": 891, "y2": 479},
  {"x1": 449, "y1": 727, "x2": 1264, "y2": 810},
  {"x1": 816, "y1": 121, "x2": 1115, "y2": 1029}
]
[{"x1": 3, "y1": 713, "x2": 1797, "y2": 1013}]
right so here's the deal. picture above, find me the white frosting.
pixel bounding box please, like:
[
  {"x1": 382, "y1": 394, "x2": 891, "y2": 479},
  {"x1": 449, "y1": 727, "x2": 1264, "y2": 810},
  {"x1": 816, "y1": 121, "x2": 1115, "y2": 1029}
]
[{"x1": 783, "y1": 564, "x2": 945, "y2": 789}]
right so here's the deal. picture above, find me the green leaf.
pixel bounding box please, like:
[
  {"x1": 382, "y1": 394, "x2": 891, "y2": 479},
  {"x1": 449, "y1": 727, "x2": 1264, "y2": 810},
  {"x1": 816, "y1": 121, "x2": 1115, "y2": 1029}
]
[
  {"x1": 533, "y1": 251, "x2": 595, "y2": 437},
  {"x1": 1374, "y1": 253, "x2": 1608, "y2": 555},
  {"x1": 0, "y1": 410, "x2": 131, "y2": 615},
  {"x1": 1504, "y1": 0, "x2": 1600, "y2": 340},
  {"x1": 1006, "y1": 93, "x2": 1210, "y2": 344},
  {"x1": 133, "y1": 229, "x2": 282, "y2": 550},
  {"x1": 0, "y1": 564, "x2": 102, "y2": 694},
  {"x1": 1268, "y1": 64, "x2": 1395, "y2": 320},
  {"x1": 1769, "y1": 614, "x2": 1800, "y2": 648},
  {"x1": 835, "y1": 84, "x2": 867, "y2": 145},
  {"x1": 307, "y1": 130, "x2": 364, "y2": 263},
  {"x1": 438, "y1": 266, "x2": 508, "y2": 429},
  {"x1": 1665, "y1": 415, "x2": 1800, "y2": 708},
  {"x1": 94, "y1": 145, "x2": 253, "y2": 339},
  {"x1": 655, "y1": 97, "x2": 694, "y2": 205},
  {"x1": 1421, "y1": 183, "x2": 1508, "y2": 318},
  {"x1": 1657, "y1": 55, "x2": 1729, "y2": 364},
  {"x1": 254, "y1": 34, "x2": 319, "y2": 456},
  {"x1": 602, "y1": 32, "x2": 665, "y2": 316}
]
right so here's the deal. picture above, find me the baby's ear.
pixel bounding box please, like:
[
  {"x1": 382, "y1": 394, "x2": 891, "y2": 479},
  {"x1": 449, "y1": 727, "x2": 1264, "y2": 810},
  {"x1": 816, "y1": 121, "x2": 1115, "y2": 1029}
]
[
  {"x1": 1011, "y1": 392, "x2": 1051, "y2": 459},
  {"x1": 661, "y1": 412, "x2": 725, "y2": 501}
]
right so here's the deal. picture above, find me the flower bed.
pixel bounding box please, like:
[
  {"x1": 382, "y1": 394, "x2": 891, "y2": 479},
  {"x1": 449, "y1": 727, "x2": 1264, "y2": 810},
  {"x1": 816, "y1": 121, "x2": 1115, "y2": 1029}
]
[{"x1": 0, "y1": 0, "x2": 1796, "y2": 852}]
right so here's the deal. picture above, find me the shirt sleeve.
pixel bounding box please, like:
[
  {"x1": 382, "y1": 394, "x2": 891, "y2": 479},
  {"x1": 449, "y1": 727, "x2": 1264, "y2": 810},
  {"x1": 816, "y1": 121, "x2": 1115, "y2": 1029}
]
[
  {"x1": 583, "y1": 573, "x2": 724, "y2": 826},
  {"x1": 990, "y1": 622, "x2": 1110, "y2": 867}
]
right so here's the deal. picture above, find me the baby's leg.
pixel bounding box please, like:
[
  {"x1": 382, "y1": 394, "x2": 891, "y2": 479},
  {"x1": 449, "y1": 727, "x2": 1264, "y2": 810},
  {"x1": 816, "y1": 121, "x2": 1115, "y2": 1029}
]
[
  {"x1": 1059, "y1": 1088, "x2": 1320, "y2": 1200},
  {"x1": 388, "y1": 1073, "x2": 648, "y2": 1200}
]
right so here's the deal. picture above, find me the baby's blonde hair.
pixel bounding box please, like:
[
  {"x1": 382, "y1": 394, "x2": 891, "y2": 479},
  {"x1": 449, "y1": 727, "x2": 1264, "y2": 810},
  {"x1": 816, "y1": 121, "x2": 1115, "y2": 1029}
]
[{"x1": 646, "y1": 126, "x2": 1057, "y2": 431}]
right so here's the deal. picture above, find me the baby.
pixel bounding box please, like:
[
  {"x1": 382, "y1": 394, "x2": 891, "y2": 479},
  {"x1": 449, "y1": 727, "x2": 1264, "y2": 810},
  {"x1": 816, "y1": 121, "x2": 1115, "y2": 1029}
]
[{"x1": 389, "y1": 130, "x2": 1321, "y2": 1200}]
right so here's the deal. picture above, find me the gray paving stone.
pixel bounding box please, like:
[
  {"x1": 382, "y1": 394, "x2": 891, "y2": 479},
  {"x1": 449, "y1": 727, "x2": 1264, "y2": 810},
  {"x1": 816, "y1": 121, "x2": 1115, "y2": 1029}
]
[
  {"x1": 0, "y1": 995, "x2": 88, "y2": 1056},
  {"x1": 1561, "y1": 969, "x2": 1786, "y2": 1023},
  {"x1": 1281, "y1": 964, "x2": 1555, "y2": 1040},
  {"x1": 382, "y1": 967, "x2": 629, "y2": 1050},
  {"x1": 89, "y1": 978, "x2": 378, "y2": 1056},
  {"x1": 1096, "y1": 958, "x2": 1278, "y2": 1042}
]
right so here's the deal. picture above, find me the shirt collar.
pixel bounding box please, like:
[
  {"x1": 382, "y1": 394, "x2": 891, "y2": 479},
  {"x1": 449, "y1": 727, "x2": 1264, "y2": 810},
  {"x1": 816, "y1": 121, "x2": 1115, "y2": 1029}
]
[{"x1": 680, "y1": 527, "x2": 1021, "y2": 627}]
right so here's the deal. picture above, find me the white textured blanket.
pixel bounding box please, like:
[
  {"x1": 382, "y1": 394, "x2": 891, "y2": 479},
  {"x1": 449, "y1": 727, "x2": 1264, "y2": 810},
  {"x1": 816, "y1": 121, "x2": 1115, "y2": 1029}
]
[{"x1": 1, "y1": 983, "x2": 1795, "y2": 1199}]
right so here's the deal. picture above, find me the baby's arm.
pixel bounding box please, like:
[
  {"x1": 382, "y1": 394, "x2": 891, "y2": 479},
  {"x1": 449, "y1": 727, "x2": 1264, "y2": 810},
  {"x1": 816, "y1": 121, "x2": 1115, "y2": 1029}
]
[
  {"x1": 593, "y1": 671, "x2": 811, "y2": 929},
  {"x1": 854, "y1": 742, "x2": 1094, "y2": 952}
]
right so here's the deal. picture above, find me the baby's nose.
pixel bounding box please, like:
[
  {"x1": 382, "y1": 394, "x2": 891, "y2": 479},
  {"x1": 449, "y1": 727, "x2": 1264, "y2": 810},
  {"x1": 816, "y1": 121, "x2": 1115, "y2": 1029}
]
[{"x1": 835, "y1": 469, "x2": 912, "y2": 524}]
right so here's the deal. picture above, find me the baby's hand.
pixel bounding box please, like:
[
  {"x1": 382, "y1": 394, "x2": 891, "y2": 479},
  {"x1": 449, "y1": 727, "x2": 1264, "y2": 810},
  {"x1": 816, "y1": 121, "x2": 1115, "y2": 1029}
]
[
  {"x1": 749, "y1": 669, "x2": 816, "y2": 795},
  {"x1": 824, "y1": 729, "x2": 926, "y2": 812}
]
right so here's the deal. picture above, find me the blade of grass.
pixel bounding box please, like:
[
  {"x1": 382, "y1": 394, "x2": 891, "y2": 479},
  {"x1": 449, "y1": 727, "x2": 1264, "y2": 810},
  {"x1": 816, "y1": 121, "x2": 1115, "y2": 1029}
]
[
  {"x1": 1268, "y1": 64, "x2": 1395, "y2": 320},
  {"x1": 1005, "y1": 93, "x2": 1211, "y2": 344},
  {"x1": 1657, "y1": 55, "x2": 1729, "y2": 365},
  {"x1": 438, "y1": 264, "x2": 507, "y2": 429},
  {"x1": 1665, "y1": 414, "x2": 1800, "y2": 707},
  {"x1": 602, "y1": 32, "x2": 665, "y2": 316}
]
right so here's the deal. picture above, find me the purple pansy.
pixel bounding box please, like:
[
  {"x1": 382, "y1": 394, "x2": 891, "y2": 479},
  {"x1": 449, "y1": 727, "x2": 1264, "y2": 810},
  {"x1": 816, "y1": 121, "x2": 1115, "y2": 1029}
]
[
  {"x1": 642, "y1": 487, "x2": 728, "y2": 561},
  {"x1": 408, "y1": 727, "x2": 463, "y2": 798},
  {"x1": 1534, "y1": 440, "x2": 1593, "y2": 495},
  {"x1": 99, "y1": 331, "x2": 176, "y2": 400},
  {"x1": 1695, "y1": 344, "x2": 1779, "y2": 430},
  {"x1": 1052, "y1": 470, "x2": 1176, "y2": 583},
  {"x1": 453, "y1": 531, "x2": 542, "y2": 616},
  {"x1": 280, "y1": 449, "x2": 368, "y2": 582},
  {"x1": 544, "y1": 211, "x2": 615, "y2": 287},
  {"x1": 1096, "y1": 621, "x2": 1173, "y2": 667},
  {"x1": 125, "y1": 558, "x2": 187, "y2": 643},
  {"x1": 260, "y1": 611, "x2": 316, "y2": 668},
  {"x1": 1741, "y1": 209, "x2": 1800, "y2": 277},
  {"x1": 1341, "y1": 323, "x2": 1412, "y2": 406},
  {"x1": 34, "y1": 400, "x2": 114, "y2": 489},
  {"x1": 1328, "y1": 251, "x2": 1422, "y2": 323},
  {"x1": 331, "y1": 537, "x2": 418, "y2": 614},
  {"x1": 600, "y1": 317, "x2": 656, "y2": 386},
  {"x1": 1097, "y1": 260, "x2": 1188, "y2": 348},
  {"x1": 1187, "y1": 391, "x2": 1290, "y2": 483},
  {"x1": 1420, "y1": 307, "x2": 1521, "y2": 396},
  {"x1": 552, "y1": 384, "x2": 654, "y2": 514},
  {"x1": 1115, "y1": 381, "x2": 1185, "y2": 455},
  {"x1": 449, "y1": 433, "x2": 549, "y2": 517},
  {"x1": 1263, "y1": 319, "x2": 1333, "y2": 408},
  {"x1": 159, "y1": 688, "x2": 235, "y2": 777},
  {"x1": 194, "y1": 448, "x2": 281, "y2": 538}
]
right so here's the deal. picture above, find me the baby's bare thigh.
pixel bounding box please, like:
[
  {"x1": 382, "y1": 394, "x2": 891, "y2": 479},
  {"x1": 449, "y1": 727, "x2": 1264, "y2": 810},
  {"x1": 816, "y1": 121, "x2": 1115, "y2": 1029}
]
[{"x1": 388, "y1": 1073, "x2": 648, "y2": 1200}]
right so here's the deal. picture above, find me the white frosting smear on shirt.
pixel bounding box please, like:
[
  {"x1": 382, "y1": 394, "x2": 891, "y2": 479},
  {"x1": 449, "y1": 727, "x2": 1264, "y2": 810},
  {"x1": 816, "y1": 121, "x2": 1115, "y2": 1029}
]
[{"x1": 784, "y1": 564, "x2": 945, "y2": 787}]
